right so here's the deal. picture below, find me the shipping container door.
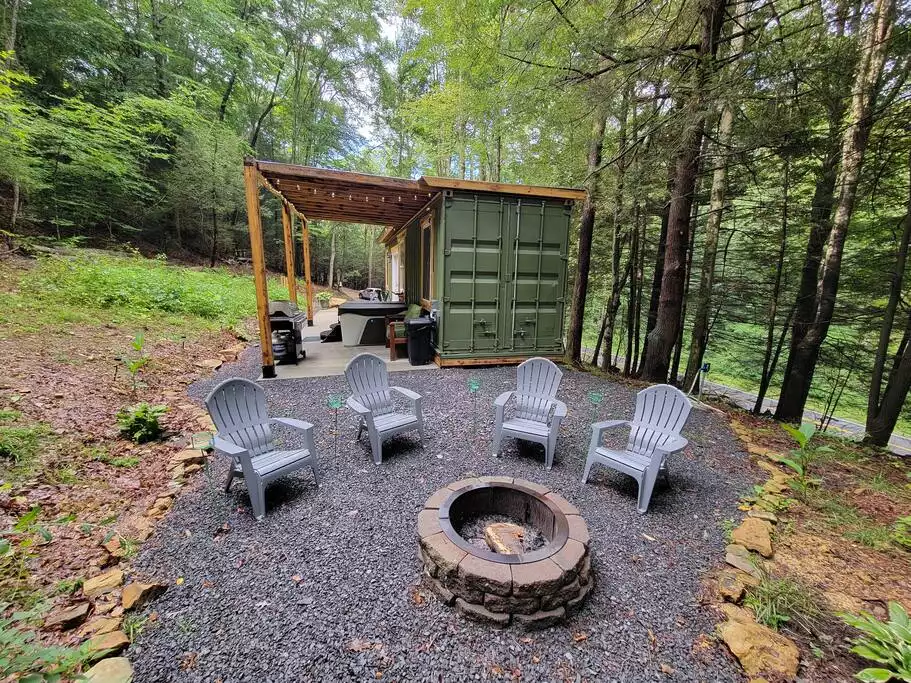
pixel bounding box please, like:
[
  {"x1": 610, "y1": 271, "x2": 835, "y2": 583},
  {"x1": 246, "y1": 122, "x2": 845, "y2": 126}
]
[
  {"x1": 441, "y1": 196, "x2": 505, "y2": 352},
  {"x1": 502, "y1": 199, "x2": 568, "y2": 354}
]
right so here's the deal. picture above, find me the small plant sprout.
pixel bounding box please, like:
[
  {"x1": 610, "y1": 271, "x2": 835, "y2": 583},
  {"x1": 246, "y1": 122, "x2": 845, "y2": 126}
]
[
  {"x1": 776, "y1": 422, "x2": 824, "y2": 500},
  {"x1": 116, "y1": 403, "x2": 167, "y2": 443},
  {"x1": 122, "y1": 332, "x2": 151, "y2": 394},
  {"x1": 588, "y1": 390, "x2": 604, "y2": 424}
]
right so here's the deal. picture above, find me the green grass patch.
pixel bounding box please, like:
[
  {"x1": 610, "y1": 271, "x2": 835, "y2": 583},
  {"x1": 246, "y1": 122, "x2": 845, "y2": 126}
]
[
  {"x1": 0, "y1": 251, "x2": 289, "y2": 338},
  {"x1": 0, "y1": 423, "x2": 51, "y2": 479},
  {"x1": 806, "y1": 489, "x2": 898, "y2": 551},
  {"x1": 744, "y1": 574, "x2": 822, "y2": 634}
]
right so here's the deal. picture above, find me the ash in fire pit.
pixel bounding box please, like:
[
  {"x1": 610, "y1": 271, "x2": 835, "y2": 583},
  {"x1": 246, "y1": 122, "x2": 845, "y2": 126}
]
[{"x1": 457, "y1": 515, "x2": 546, "y2": 554}]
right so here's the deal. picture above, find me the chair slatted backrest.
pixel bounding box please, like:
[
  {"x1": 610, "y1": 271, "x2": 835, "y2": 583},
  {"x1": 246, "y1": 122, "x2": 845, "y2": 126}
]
[
  {"x1": 345, "y1": 353, "x2": 394, "y2": 416},
  {"x1": 627, "y1": 384, "x2": 691, "y2": 456},
  {"x1": 514, "y1": 358, "x2": 563, "y2": 422},
  {"x1": 205, "y1": 378, "x2": 273, "y2": 456}
]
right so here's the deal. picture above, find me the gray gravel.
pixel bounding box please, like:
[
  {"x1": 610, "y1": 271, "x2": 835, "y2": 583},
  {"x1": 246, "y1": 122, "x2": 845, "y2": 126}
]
[{"x1": 128, "y1": 348, "x2": 751, "y2": 682}]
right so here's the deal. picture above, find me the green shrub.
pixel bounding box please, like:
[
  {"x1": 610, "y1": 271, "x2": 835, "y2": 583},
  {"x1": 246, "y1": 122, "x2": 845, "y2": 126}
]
[
  {"x1": 744, "y1": 575, "x2": 822, "y2": 634},
  {"x1": 116, "y1": 403, "x2": 167, "y2": 443},
  {"x1": 892, "y1": 516, "x2": 911, "y2": 551},
  {"x1": 0, "y1": 603, "x2": 94, "y2": 680},
  {"x1": 841, "y1": 601, "x2": 911, "y2": 682}
]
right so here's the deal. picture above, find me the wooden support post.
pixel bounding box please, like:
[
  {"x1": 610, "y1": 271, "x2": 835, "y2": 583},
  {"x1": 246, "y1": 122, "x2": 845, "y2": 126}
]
[
  {"x1": 301, "y1": 216, "x2": 314, "y2": 326},
  {"x1": 243, "y1": 162, "x2": 275, "y2": 378},
  {"x1": 280, "y1": 203, "x2": 298, "y2": 306}
]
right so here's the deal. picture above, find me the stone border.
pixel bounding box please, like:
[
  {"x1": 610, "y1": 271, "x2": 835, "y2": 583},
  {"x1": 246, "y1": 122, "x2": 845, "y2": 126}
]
[{"x1": 417, "y1": 476, "x2": 592, "y2": 629}]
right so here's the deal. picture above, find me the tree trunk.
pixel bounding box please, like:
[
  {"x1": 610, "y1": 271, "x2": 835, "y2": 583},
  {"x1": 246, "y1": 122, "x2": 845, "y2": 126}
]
[
  {"x1": 866, "y1": 151, "x2": 911, "y2": 445},
  {"x1": 367, "y1": 228, "x2": 374, "y2": 287},
  {"x1": 624, "y1": 202, "x2": 641, "y2": 375},
  {"x1": 5, "y1": 0, "x2": 18, "y2": 54},
  {"x1": 209, "y1": 207, "x2": 218, "y2": 267},
  {"x1": 639, "y1": 190, "x2": 670, "y2": 373},
  {"x1": 149, "y1": 0, "x2": 168, "y2": 97},
  {"x1": 754, "y1": 158, "x2": 792, "y2": 413},
  {"x1": 683, "y1": 1, "x2": 747, "y2": 388},
  {"x1": 641, "y1": 0, "x2": 726, "y2": 382},
  {"x1": 567, "y1": 106, "x2": 608, "y2": 363},
  {"x1": 776, "y1": 0, "x2": 896, "y2": 421}
]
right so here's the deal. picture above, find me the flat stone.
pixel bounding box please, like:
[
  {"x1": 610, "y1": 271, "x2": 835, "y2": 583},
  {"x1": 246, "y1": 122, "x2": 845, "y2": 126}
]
[
  {"x1": 44, "y1": 602, "x2": 90, "y2": 629},
  {"x1": 718, "y1": 619, "x2": 800, "y2": 678},
  {"x1": 455, "y1": 598, "x2": 510, "y2": 627},
  {"x1": 543, "y1": 491, "x2": 579, "y2": 515},
  {"x1": 511, "y1": 558, "x2": 564, "y2": 598},
  {"x1": 732, "y1": 518, "x2": 774, "y2": 558},
  {"x1": 446, "y1": 477, "x2": 482, "y2": 491},
  {"x1": 718, "y1": 571, "x2": 746, "y2": 603},
  {"x1": 720, "y1": 603, "x2": 756, "y2": 624},
  {"x1": 420, "y1": 533, "x2": 466, "y2": 580},
  {"x1": 551, "y1": 539, "x2": 586, "y2": 579},
  {"x1": 423, "y1": 488, "x2": 452, "y2": 510},
  {"x1": 566, "y1": 514, "x2": 590, "y2": 547},
  {"x1": 541, "y1": 578, "x2": 582, "y2": 610},
  {"x1": 83, "y1": 569, "x2": 124, "y2": 598},
  {"x1": 79, "y1": 616, "x2": 123, "y2": 637},
  {"x1": 578, "y1": 555, "x2": 592, "y2": 585},
  {"x1": 748, "y1": 509, "x2": 779, "y2": 524},
  {"x1": 479, "y1": 475, "x2": 513, "y2": 485},
  {"x1": 121, "y1": 581, "x2": 165, "y2": 610},
  {"x1": 416, "y1": 509, "x2": 443, "y2": 539},
  {"x1": 458, "y1": 554, "x2": 512, "y2": 596},
  {"x1": 194, "y1": 359, "x2": 222, "y2": 370},
  {"x1": 184, "y1": 463, "x2": 203, "y2": 475},
  {"x1": 86, "y1": 630, "x2": 130, "y2": 659},
  {"x1": 127, "y1": 517, "x2": 155, "y2": 542},
  {"x1": 514, "y1": 479, "x2": 551, "y2": 495},
  {"x1": 514, "y1": 606, "x2": 565, "y2": 630},
  {"x1": 84, "y1": 657, "x2": 134, "y2": 683},
  {"x1": 566, "y1": 577, "x2": 593, "y2": 614},
  {"x1": 725, "y1": 551, "x2": 762, "y2": 579},
  {"x1": 761, "y1": 479, "x2": 788, "y2": 495},
  {"x1": 484, "y1": 593, "x2": 540, "y2": 615},
  {"x1": 425, "y1": 576, "x2": 455, "y2": 605},
  {"x1": 170, "y1": 449, "x2": 205, "y2": 466}
]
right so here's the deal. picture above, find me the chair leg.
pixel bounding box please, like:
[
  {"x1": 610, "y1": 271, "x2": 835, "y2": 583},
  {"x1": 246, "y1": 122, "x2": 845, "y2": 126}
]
[
  {"x1": 581, "y1": 454, "x2": 595, "y2": 484},
  {"x1": 370, "y1": 432, "x2": 383, "y2": 465},
  {"x1": 249, "y1": 480, "x2": 267, "y2": 521},
  {"x1": 545, "y1": 433, "x2": 558, "y2": 471},
  {"x1": 491, "y1": 427, "x2": 503, "y2": 458},
  {"x1": 356, "y1": 419, "x2": 366, "y2": 441},
  {"x1": 311, "y1": 458, "x2": 321, "y2": 486},
  {"x1": 224, "y1": 463, "x2": 236, "y2": 492},
  {"x1": 637, "y1": 468, "x2": 660, "y2": 514}
]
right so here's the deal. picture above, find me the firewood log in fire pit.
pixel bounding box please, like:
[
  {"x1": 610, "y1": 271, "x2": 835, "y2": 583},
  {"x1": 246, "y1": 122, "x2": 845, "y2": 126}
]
[{"x1": 484, "y1": 522, "x2": 525, "y2": 554}]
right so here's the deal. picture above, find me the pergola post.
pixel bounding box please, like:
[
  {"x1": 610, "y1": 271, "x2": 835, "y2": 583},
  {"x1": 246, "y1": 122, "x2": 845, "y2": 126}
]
[
  {"x1": 280, "y1": 203, "x2": 298, "y2": 306},
  {"x1": 243, "y1": 161, "x2": 275, "y2": 378},
  {"x1": 301, "y1": 216, "x2": 314, "y2": 326}
]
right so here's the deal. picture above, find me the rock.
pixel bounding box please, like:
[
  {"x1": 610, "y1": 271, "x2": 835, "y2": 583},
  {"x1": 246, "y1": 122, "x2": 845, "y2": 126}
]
[
  {"x1": 484, "y1": 593, "x2": 540, "y2": 615},
  {"x1": 748, "y1": 509, "x2": 779, "y2": 524},
  {"x1": 724, "y1": 548, "x2": 762, "y2": 579},
  {"x1": 170, "y1": 449, "x2": 205, "y2": 466},
  {"x1": 484, "y1": 522, "x2": 525, "y2": 554},
  {"x1": 718, "y1": 571, "x2": 746, "y2": 603},
  {"x1": 420, "y1": 533, "x2": 467, "y2": 580},
  {"x1": 183, "y1": 463, "x2": 203, "y2": 475},
  {"x1": 719, "y1": 603, "x2": 756, "y2": 624},
  {"x1": 731, "y1": 518, "x2": 774, "y2": 558},
  {"x1": 457, "y1": 555, "x2": 512, "y2": 596},
  {"x1": 83, "y1": 569, "x2": 124, "y2": 598},
  {"x1": 425, "y1": 577, "x2": 455, "y2": 605},
  {"x1": 86, "y1": 630, "x2": 130, "y2": 659},
  {"x1": 514, "y1": 606, "x2": 566, "y2": 630},
  {"x1": 761, "y1": 479, "x2": 788, "y2": 495},
  {"x1": 511, "y1": 558, "x2": 564, "y2": 598},
  {"x1": 718, "y1": 619, "x2": 800, "y2": 679},
  {"x1": 122, "y1": 581, "x2": 166, "y2": 610},
  {"x1": 83, "y1": 657, "x2": 134, "y2": 683},
  {"x1": 194, "y1": 359, "x2": 222, "y2": 370},
  {"x1": 455, "y1": 598, "x2": 510, "y2": 627},
  {"x1": 79, "y1": 616, "x2": 123, "y2": 637},
  {"x1": 44, "y1": 602, "x2": 90, "y2": 629}
]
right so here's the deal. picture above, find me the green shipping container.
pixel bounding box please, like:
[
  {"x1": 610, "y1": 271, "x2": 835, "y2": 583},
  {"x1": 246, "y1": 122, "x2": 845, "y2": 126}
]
[{"x1": 397, "y1": 191, "x2": 573, "y2": 366}]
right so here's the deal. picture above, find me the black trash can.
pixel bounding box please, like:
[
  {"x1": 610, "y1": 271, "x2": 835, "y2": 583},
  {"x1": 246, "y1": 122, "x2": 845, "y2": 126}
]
[{"x1": 405, "y1": 318, "x2": 435, "y2": 366}]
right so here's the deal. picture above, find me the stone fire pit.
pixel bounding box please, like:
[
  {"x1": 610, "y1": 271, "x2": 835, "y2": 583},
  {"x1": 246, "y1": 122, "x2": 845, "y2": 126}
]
[{"x1": 417, "y1": 476, "x2": 592, "y2": 628}]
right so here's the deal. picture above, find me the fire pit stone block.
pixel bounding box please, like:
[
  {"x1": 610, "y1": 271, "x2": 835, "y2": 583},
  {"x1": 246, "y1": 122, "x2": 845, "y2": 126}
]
[{"x1": 458, "y1": 555, "x2": 512, "y2": 596}]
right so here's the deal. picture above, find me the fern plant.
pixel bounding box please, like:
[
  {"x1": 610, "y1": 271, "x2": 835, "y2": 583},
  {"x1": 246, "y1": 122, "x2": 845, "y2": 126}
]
[
  {"x1": 0, "y1": 603, "x2": 94, "y2": 681},
  {"x1": 841, "y1": 601, "x2": 911, "y2": 682},
  {"x1": 116, "y1": 403, "x2": 166, "y2": 443}
]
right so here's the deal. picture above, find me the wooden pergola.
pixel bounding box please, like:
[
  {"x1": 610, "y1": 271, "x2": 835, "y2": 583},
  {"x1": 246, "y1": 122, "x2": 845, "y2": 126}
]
[{"x1": 242, "y1": 157, "x2": 586, "y2": 377}]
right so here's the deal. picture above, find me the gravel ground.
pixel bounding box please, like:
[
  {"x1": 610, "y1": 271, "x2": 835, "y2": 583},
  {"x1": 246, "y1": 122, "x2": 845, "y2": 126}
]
[{"x1": 128, "y1": 348, "x2": 752, "y2": 682}]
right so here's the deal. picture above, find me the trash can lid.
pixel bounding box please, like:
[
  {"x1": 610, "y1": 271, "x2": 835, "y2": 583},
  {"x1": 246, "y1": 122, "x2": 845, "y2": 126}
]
[{"x1": 405, "y1": 317, "x2": 434, "y2": 328}]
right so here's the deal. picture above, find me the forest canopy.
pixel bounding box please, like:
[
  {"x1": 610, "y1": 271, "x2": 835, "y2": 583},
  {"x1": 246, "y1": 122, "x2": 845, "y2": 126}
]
[{"x1": 1, "y1": 0, "x2": 910, "y2": 444}]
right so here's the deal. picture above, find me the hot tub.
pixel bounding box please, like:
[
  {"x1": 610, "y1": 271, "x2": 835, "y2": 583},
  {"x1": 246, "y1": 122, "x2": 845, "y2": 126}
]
[{"x1": 338, "y1": 301, "x2": 407, "y2": 346}]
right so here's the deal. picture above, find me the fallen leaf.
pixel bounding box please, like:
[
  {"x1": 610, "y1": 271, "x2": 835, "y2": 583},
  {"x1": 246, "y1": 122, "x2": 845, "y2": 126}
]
[
  {"x1": 572, "y1": 632, "x2": 588, "y2": 642},
  {"x1": 660, "y1": 663, "x2": 675, "y2": 675},
  {"x1": 175, "y1": 577, "x2": 184, "y2": 585},
  {"x1": 642, "y1": 533, "x2": 657, "y2": 542},
  {"x1": 291, "y1": 574, "x2": 302, "y2": 583},
  {"x1": 531, "y1": 655, "x2": 540, "y2": 664},
  {"x1": 348, "y1": 638, "x2": 379, "y2": 652},
  {"x1": 181, "y1": 652, "x2": 198, "y2": 670},
  {"x1": 519, "y1": 637, "x2": 534, "y2": 644},
  {"x1": 647, "y1": 629, "x2": 657, "y2": 651},
  {"x1": 201, "y1": 579, "x2": 214, "y2": 589}
]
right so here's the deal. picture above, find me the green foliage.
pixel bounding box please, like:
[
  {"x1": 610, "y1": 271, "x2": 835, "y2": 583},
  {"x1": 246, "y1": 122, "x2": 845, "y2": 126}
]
[
  {"x1": 122, "y1": 333, "x2": 150, "y2": 393},
  {"x1": 892, "y1": 517, "x2": 911, "y2": 551},
  {"x1": 0, "y1": 507, "x2": 51, "y2": 609},
  {"x1": 0, "y1": 602, "x2": 96, "y2": 681},
  {"x1": 841, "y1": 602, "x2": 911, "y2": 682},
  {"x1": 116, "y1": 403, "x2": 167, "y2": 443},
  {"x1": 0, "y1": 424, "x2": 49, "y2": 466},
  {"x1": 316, "y1": 291, "x2": 333, "y2": 303},
  {"x1": 744, "y1": 574, "x2": 822, "y2": 634}
]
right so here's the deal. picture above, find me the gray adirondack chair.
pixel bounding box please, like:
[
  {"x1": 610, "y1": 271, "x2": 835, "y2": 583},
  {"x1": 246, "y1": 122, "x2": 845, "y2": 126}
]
[
  {"x1": 582, "y1": 384, "x2": 691, "y2": 513},
  {"x1": 344, "y1": 353, "x2": 424, "y2": 465},
  {"x1": 205, "y1": 378, "x2": 319, "y2": 521},
  {"x1": 492, "y1": 357, "x2": 567, "y2": 470}
]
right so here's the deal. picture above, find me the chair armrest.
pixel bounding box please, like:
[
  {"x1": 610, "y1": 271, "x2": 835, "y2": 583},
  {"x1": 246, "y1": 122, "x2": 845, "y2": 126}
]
[
  {"x1": 347, "y1": 397, "x2": 371, "y2": 415},
  {"x1": 494, "y1": 391, "x2": 514, "y2": 407},
  {"x1": 655, "y1": 435, "x2": 688, "y2": 454},
  {"x1": 552, "y1": 399, "x2": 567, "y2": 418},
  {"x1": 212, "y1": 435, "x2": 248, "y2": 457},
  {"x1": 391, "y1": 386, "x2": 421, "y2": 402},
  {"x1": 271, "y1": 417, "x2": 314, "y2": 432}
]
